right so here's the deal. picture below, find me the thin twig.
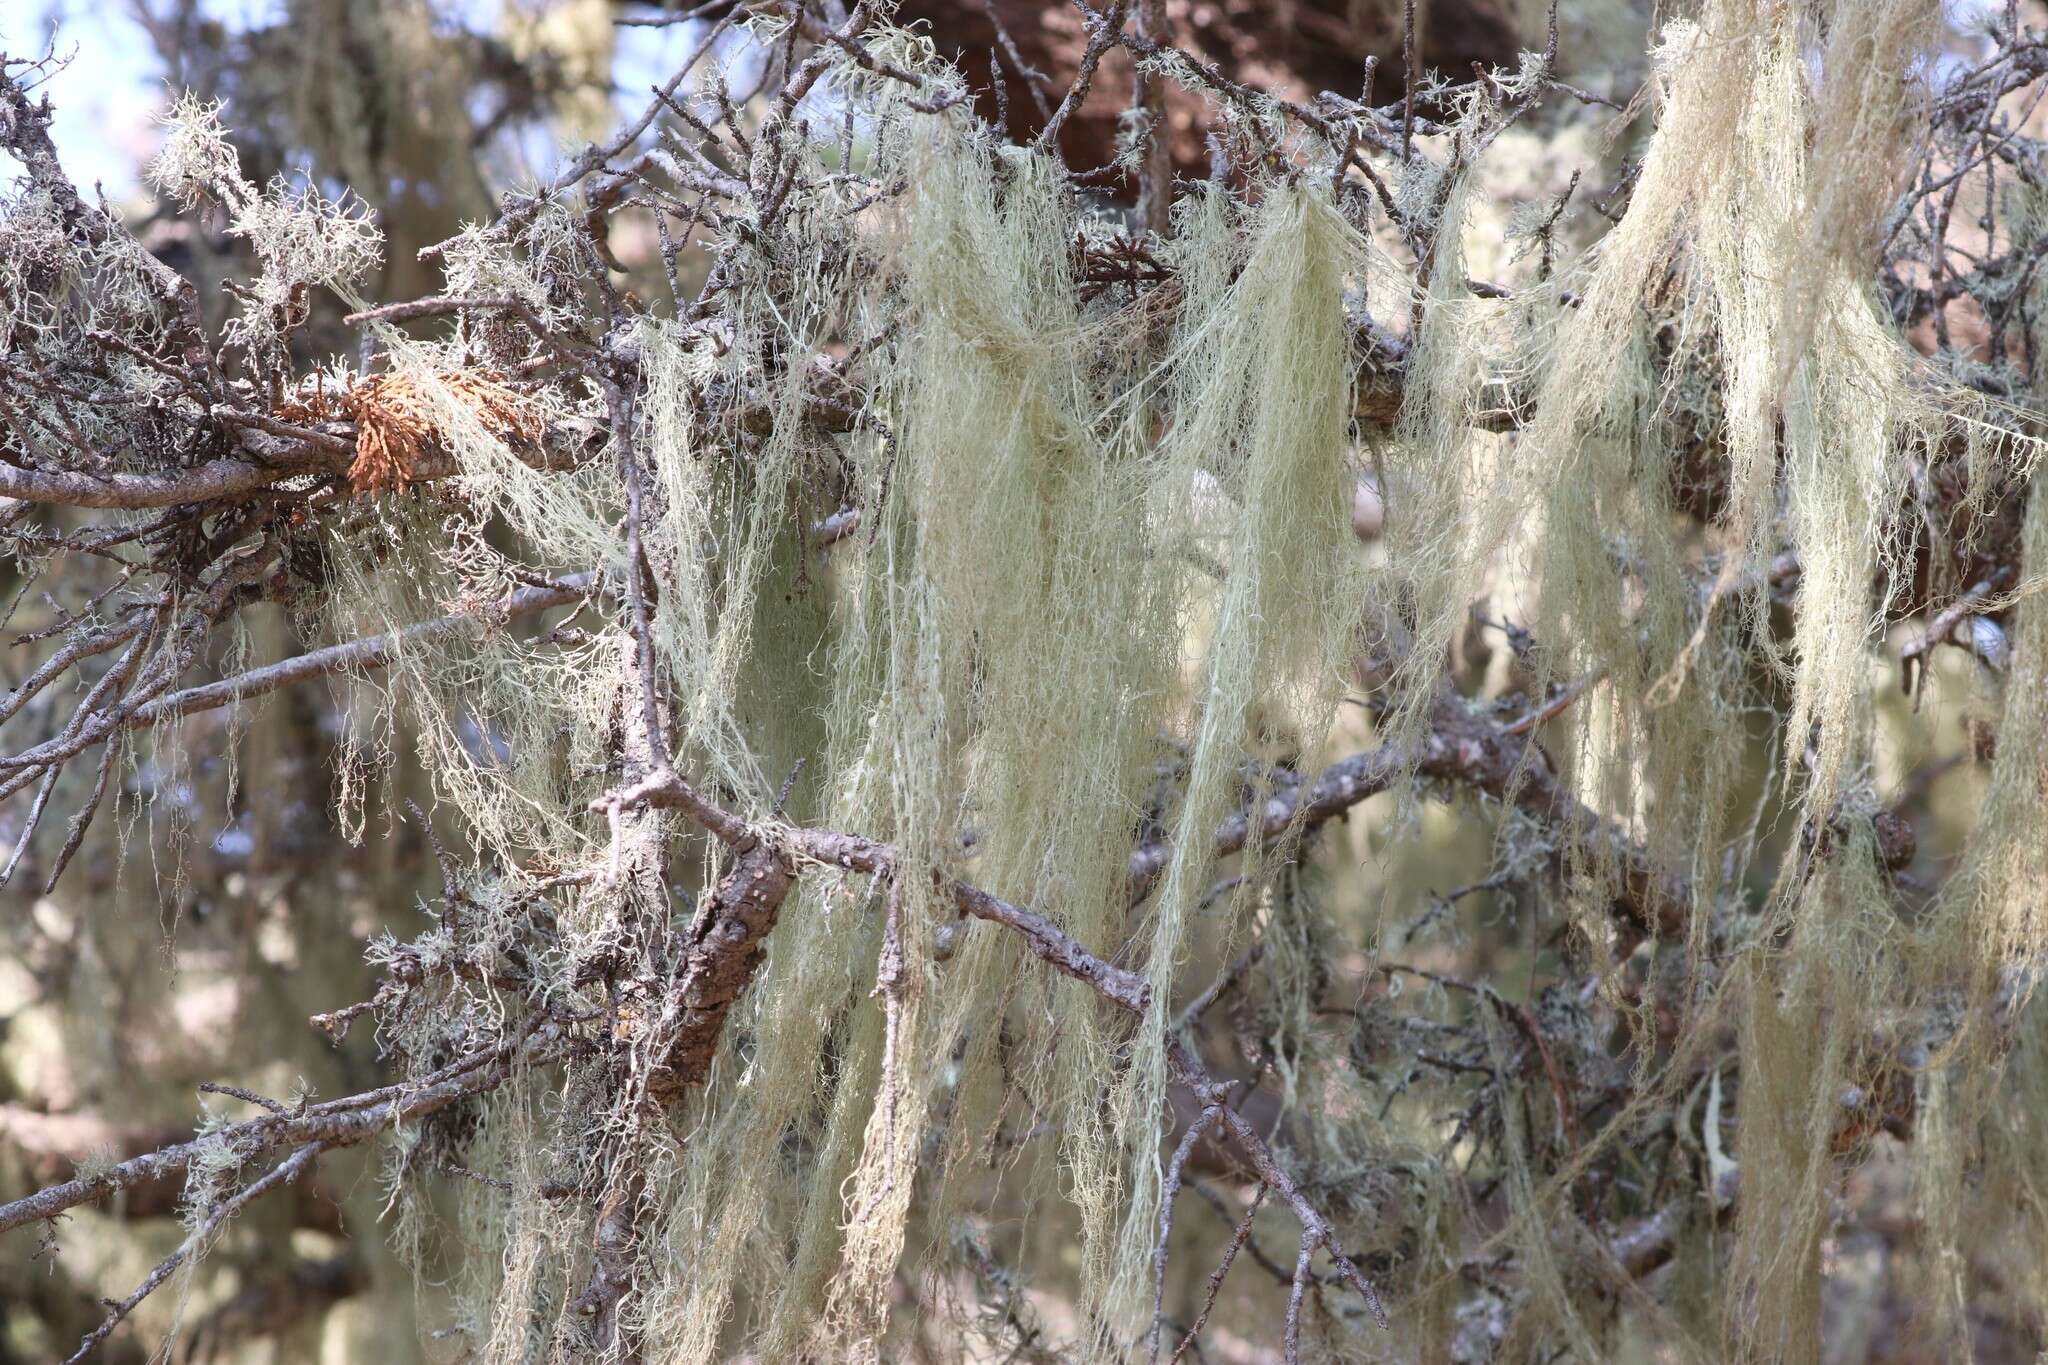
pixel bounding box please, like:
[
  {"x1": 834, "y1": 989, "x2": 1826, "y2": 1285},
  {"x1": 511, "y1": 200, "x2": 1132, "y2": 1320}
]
[{"x1": 63, "y1": 1142, "x2": 327, "y2": 1363}]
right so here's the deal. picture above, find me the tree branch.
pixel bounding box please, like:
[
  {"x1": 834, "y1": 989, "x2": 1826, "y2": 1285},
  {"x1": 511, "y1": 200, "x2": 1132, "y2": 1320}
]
[
  {"x1": 0, "y1": 1027, "x2": 536, "y2": 1237},
  {"x1": 124, "y1": 573, "x2": 598, "y2": 727}
]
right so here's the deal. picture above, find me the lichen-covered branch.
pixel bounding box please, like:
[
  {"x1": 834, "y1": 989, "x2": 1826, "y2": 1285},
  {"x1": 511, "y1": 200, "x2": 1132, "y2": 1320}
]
[{"x1": 5, "y1": 2, "x2": 2048, "y2": 1359}]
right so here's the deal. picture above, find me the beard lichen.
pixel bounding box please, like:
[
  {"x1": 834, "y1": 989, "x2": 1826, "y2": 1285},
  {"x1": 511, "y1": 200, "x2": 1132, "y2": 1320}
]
[{"x1": 57, "y1": 4, "x2": 2048, "y2": 1360}]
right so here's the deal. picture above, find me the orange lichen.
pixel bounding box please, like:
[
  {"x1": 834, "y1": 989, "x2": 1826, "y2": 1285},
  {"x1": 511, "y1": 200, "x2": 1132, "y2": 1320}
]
[{"x1": 283, "y1": 369, "x2": 540, "y2": 494}]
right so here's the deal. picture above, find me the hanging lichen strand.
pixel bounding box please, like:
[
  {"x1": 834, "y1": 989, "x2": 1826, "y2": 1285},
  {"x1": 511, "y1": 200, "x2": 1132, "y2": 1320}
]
[{"x1": 11, "y1": 0, "x2": 2048, "y2": 1358}]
